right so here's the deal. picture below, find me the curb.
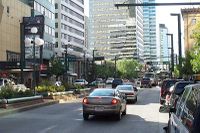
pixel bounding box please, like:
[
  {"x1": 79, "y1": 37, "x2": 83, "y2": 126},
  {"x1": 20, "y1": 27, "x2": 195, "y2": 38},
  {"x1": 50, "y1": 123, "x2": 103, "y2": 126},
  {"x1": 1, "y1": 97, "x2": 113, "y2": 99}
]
[{"x1": 0, "y1": 100, "x2": 59, "y2": 117}]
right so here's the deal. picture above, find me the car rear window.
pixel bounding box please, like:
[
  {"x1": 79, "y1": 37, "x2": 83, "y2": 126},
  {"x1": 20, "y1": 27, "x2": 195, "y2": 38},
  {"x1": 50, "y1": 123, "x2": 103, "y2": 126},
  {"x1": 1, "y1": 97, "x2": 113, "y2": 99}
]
[
  {"x1": 116, "y1": 86, "x2": 133, "y2": 90},
  {"x1": 90, "y1": 89, "x2": 114, "y2": 96},
  {"x1": 175, "y1": 83, "x2": 191, "y2": 94},
  {"x1": 162, "y1": 80, "x2": 177, "y2": 89}
]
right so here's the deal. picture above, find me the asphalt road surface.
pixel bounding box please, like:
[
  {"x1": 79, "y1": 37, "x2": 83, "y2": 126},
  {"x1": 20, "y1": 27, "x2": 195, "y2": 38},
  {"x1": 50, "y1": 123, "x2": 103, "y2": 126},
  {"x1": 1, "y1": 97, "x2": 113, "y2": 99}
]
[{"x1": 0, "y1": 86, "x2": 168, "y2": 133}]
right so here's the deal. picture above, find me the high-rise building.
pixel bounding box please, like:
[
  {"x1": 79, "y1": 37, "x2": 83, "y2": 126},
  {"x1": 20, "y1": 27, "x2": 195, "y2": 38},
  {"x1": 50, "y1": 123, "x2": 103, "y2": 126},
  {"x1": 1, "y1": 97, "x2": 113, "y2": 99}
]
[
  {"x1": 159, "y1": 24, "x2": 169, "y2": 69},
  {"x1": 143, "y1": 0, "x2": 157, "y2": 65},
  {"x1": 89, "y1": 0, "x2": 144, "y2": 62},
  {"x1": 181, "y1": 8, "x2": 200, "y2": 53},
  {"x1": 55, "y1": 0, "x2": 86, "y2": 80}
]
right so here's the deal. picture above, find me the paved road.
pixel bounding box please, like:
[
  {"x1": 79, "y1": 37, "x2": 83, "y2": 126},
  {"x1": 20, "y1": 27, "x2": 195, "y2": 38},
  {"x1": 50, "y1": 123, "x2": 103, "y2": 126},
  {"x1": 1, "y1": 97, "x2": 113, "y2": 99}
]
[{"x1": 0, "y1": 86, "x2": 168, "y2": 133}]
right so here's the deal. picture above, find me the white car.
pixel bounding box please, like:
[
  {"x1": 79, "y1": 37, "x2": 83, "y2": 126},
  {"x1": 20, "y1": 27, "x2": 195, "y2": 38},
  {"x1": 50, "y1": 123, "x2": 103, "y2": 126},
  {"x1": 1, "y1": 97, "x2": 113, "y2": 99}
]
[
  {"x1": 106, "y1": 78, "x2": 114, "y2": 84},
  {"x1": 74, "y1": 79, "x2": 88, "y2": 86}
]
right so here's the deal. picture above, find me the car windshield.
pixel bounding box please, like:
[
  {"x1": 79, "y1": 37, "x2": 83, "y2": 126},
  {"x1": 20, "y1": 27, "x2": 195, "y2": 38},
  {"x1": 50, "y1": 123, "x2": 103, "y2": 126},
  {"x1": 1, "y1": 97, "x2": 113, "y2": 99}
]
[
  {"x1": 75, "y1": 79, "x2": 84, "y2": 82},
  {"x1": 90, "y1": 89, "x2": 114, "y2": 96},
  {"x1": 144, "y1": 73, "x2": 154, "y2": 78},
  {"x1": 117, "y1": 86, "x2": 133, "y2": 90}
]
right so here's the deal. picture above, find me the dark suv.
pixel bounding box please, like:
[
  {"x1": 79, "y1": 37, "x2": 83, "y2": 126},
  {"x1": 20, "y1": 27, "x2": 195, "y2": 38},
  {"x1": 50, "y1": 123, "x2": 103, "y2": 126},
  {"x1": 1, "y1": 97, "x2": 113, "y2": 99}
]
[
  {"x1": 165, "y1": 84, "x2": 200, "y2": 133},
  {"x1": 169, "y1": 81, "x2": 194, "y2": 109},
  {"x1": 160, "y1": 79, "x2": 178, "y2": 104},
  {"x1": 112, "y1": 78, "x2": 123, "y2": 88}
]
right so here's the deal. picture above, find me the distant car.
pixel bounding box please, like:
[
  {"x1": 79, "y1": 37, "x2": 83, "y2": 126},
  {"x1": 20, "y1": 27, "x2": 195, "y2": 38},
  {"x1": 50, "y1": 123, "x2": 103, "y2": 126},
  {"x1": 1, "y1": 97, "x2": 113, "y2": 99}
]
[
  {"x1": 112, "y1": 78, "x2": 123, "y2": 88},
  {"x1": 74, "y1": 79, "x2": 88, "y2": 86},
  {"x1": 82, "y1": 88, "x2": 127, "y2": 120},
  {"x1": 144, "y1": 72, "x2": 158, "y2": 86},
  {"x1": 116, "y1": 84, "x2": 138, "y2": 103},
  {"x1": 165, "y1": 84, "x2": 200, "y2": 133},
  {"x1": 106, "y1": 77, "x2": 114, "y2": 84},
  {"x1": 140, "y1": 77, "x2": 152, "y2": 88}
]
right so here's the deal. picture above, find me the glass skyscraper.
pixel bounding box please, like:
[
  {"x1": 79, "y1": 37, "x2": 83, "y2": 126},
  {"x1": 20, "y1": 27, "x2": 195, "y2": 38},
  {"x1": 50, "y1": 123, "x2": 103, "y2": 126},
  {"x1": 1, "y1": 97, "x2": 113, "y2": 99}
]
[
  {"x1": 89, "y1": 0, "x2": 144, "y2": 61},
  {"x1": 143, "y1": 0, "x2": 157, "y2": 65}
]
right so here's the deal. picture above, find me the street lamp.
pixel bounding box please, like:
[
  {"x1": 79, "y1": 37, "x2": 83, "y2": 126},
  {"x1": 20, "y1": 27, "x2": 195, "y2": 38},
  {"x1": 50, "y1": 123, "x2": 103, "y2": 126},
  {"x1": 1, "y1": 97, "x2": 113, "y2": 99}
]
[
  {"x1": 171, "y1": 13, "x2": 182, "y2": 77},
  {"x1": 167, "y1": 33, "x2": 174, "y2": 78},
  {"x1": 92, "y1": 49, "x2": 97, "y2": 80},
  {"x1": 24, "y1": 27, "x2": 44, "y2": 95}
]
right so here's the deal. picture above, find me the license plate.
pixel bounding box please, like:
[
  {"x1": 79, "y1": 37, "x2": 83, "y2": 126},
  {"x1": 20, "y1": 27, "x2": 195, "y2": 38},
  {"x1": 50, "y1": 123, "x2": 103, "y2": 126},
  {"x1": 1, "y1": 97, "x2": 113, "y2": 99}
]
[{"x1": 95, "y1": 106, "x2": 104, "y2": 111}]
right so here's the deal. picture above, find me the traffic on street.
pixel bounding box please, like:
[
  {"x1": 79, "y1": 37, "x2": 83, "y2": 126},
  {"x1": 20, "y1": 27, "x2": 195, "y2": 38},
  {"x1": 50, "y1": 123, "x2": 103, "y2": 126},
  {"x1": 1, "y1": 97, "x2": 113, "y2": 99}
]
[{"x1": 0, "y1": 86, "x2": 169, "y2": 133}]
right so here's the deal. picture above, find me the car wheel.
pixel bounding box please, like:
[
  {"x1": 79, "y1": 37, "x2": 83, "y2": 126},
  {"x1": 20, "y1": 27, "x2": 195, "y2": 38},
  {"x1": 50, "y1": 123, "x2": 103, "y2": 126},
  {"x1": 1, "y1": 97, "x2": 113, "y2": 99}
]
[
  {"x1": 122, "y1": 106, "x2": 126, "y2": 115},
  {"x1": 134, "y1": 96, "x2": 137, "y2": 103},
  {"x1": 83, "y1": 113, "x2": 89, "y2": 120},
  {"x1": 116, "y1": 111, "x2": 122, "y2": 120}
]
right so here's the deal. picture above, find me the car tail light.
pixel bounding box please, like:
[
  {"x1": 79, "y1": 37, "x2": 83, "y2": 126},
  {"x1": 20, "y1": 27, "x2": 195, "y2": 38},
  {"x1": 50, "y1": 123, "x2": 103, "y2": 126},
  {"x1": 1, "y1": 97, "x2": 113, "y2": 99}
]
[
  {"x1": 82, "y1": 97, "x2": 89, "y2": 104},
  {"x1": 111, "y1": 98, "x2": 118, "y2": 104}
]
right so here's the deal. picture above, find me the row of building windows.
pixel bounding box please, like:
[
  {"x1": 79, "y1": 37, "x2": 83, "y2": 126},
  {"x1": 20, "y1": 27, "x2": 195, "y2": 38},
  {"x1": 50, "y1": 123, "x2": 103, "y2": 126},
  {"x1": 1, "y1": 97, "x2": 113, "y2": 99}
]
[
  {"x1": 45, "y1": 25, "x2": 55, "y2": 36},
  {"x1": 34, "y1": 1, "x2": 55, "y2": 20},
  {"x1": 56, "y1": 33, "x2": 84, "y2": 45},
  {"x1": 69, "y1": 0, "x2": 84, "y2": 13},
  {"x1": 62, "y1": 0, "x2": 84, "y2": 5},
  {"x1": 7, "y1": 51, "x2": 20, "y2": 62},
  {"x1": 61, "y1": 4, "x2": 84, "y2": 21},
  {"x1": 61, "y1": 23, "x2": 84, "y2": 37},
  {"x1": 44, "y1": 41, "x2": 54, "y2": 50},
  {"x1": 61, "y1": 14, "x2": 84, "y2": 29}
]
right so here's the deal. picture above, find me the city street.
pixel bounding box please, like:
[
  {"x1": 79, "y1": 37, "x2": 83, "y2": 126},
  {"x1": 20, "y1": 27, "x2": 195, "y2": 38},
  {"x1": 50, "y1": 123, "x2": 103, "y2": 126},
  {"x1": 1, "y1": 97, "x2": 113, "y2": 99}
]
[{"x1": 0, "y1": 86, "x2": 168, "y2": 133}]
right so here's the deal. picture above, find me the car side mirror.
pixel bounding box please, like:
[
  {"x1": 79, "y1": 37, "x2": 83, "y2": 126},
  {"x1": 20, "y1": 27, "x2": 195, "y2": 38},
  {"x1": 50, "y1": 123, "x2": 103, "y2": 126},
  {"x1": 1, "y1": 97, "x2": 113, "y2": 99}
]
[
  {"x1": 169, "y1": 107, "x2": 176, "y2": 113},
  {"x1": 122, "y1": 94, "x2": 127, "y2": 100}
]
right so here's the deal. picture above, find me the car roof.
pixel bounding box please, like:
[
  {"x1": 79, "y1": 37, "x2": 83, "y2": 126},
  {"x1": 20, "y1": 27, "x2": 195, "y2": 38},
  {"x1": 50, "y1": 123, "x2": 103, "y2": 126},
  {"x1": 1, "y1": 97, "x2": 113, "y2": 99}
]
[{"x1": 117, "y1": 84, "x2": 133, "y2": 87}]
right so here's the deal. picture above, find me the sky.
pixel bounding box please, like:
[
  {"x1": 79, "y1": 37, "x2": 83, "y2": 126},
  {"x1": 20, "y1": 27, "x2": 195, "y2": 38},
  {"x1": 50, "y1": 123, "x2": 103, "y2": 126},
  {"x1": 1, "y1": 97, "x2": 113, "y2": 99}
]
[{"x1": 84, "y1": 0, "x2": 200, "y2": 56}]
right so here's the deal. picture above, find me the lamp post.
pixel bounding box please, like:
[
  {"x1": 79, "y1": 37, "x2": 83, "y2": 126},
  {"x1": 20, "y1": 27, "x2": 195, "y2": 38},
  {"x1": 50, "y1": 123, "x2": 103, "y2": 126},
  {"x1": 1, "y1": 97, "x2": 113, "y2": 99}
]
[
  {"x1": 93, "y1": 50, "x2": 97, "y2": 80},
  {"x1": 171, "y1": 13, "x2": 182, "y2": 77},
  {"x1": 24, "y1": 27, "x2": 44, "y2": 95},
  {"x1": 167, "y1": 33, "x2": 174, "y2": 78}
]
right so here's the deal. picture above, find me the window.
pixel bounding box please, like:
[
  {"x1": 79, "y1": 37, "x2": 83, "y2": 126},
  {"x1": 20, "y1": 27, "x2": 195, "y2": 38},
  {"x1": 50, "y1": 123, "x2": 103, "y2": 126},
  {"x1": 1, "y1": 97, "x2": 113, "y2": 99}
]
[
  {"x1": 55, "y1": 13, "x2": 58, "y2": 18},
  {"x1": 192, "y1": 18, "x2": 196, "y2": 25},
  {"x1": 55, "y1": 23, "x2": 58, "y2": 28},
  {"x1": 55, "y1": 3, "x2": 58, "y2": 9},
  {"x1": 55, "y1": 32, "x2": 58, "y2": 38}
]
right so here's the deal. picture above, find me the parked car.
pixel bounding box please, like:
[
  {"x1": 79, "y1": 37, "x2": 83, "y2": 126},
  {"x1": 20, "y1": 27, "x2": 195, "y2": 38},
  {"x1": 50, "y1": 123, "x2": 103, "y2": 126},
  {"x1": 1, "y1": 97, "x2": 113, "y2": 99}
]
[
  {"x1": 82, "y1": 88, "x2": 127, "y2": 120},
  {"x1": 169, "y1": 81, "x2": 194, "y2": 108},
  {"x1": 106, "y1": 77, "x2": 114, "y2": 84},
  {"x1": 165, "y1": 84, "x2": 200, "y2": 133},
  {"x1": 74, "y1": 79, "x2": 88, "y2": 86},
  {"x1": 140, "y1": 77, "x2": 152, "y2": 88},
  {"x1": 116, "y1": 84, "x2": 138, "y2": 103},
  {"x1": 112, "y1": 78, "x2": 123, "y2": 88},
  {"x1": 160, "y1": 79, "x2": 178, "y2": 105}
]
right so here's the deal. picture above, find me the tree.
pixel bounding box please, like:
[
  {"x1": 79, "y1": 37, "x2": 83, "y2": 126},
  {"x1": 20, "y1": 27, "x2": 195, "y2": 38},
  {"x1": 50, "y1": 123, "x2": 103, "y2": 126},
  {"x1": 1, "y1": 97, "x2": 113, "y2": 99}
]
[
  {"x1": 190, "y1": 21, "x2": 200, "y2": 73},
  {"x1": 181, "y1": 50, "x2": 194, "y2": 77},
  {"x1": 48, "y1": 56, "x2": 65, "y2": 80},
  {"x1": 95, "y1": 61, "x2": 115, "y2": 78},
  {"x1": 117, "y1": 59, "x2": 142, "y2": 79}
]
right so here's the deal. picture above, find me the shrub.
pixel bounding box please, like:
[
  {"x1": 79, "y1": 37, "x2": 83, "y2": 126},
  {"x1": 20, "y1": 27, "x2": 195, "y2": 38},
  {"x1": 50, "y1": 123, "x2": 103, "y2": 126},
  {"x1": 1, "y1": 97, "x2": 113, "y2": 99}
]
[
  {"x1": 36, "y1": 85, "x2": 65, "y2": 93},
  {"x1": 0, "y1": 85, "x2": 34, "y2": 99}
]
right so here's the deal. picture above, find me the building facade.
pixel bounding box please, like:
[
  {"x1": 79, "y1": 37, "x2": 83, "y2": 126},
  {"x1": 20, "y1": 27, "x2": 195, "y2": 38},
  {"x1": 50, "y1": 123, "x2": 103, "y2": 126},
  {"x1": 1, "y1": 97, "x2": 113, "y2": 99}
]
[
  {"x1": 55, "y1": 0, "x2": 86, "y2": 82},
  {"x1": 159, "y1": 24, "x2": 169, "y2": 70},
  {"x1": 89, "y1": 0, "x2": 144, "y2": 62},
  {"x1": 0, "y1": 0, "x2": 31, "y2": 62},
  {"x1": 143, "y1": 0, "x2": 157, "y2": 65},
  {"x1": 181, "y1": 8, "x2": 200, "y2": 53}
]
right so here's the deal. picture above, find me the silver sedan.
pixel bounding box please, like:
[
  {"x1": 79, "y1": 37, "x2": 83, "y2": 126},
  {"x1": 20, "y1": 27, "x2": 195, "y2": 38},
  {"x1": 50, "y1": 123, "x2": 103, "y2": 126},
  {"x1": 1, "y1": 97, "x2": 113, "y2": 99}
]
[
  {"x1": 82, "y1": 88, "x2": 127, "y2": 121},
  {"x1": 116, "y1": 84, "x2": 138, "y2": 103}
]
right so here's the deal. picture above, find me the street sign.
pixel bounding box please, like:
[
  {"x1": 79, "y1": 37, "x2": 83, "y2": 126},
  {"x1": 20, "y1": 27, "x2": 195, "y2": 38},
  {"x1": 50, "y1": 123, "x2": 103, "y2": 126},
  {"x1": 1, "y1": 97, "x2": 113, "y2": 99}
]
[{"x1": 94, "y1": 56, "x2": 104, "y2": 61}]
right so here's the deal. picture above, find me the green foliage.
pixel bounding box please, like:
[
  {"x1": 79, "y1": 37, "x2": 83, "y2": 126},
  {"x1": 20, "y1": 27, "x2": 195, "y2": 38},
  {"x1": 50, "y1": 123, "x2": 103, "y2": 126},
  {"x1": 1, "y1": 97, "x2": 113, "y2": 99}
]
[
  {"x1": 117, "y1": 59, "x2": 142, "y2": 79},
  {"x1": 36, "y1": 85, "x2": 65, "y2": 93},
  {"x1": 48, "y1": 56, "x2": 65, "y2": 79},
  {"x1": 174, "y1": 65, "x2": 180, "y2": 78},
  {"x1": 0, "y1": 85, "x2": 33, "y2": 99},
  {"x1": 190, "y1": 21, "x2": 200, "y2": 73},
  {"x1": 182, "y1": 51, "x2": 194, "y2": 76},
  {"x1": 95, "y1": 61, "x2": 115, "y2": 78}
]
